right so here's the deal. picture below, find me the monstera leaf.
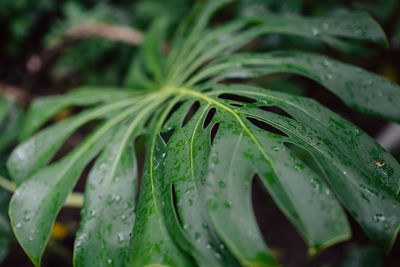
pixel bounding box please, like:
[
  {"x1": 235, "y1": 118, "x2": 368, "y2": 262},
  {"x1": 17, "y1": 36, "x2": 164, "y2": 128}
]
[{"x1": 6, "y1": 0, "x2": 400, "y2": 266}]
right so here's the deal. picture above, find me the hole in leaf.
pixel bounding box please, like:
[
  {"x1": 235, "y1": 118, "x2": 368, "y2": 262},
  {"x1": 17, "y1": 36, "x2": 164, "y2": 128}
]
[
  {"x1": 50, "y1": 119, "x2": 103, "y2": 163},
  {"x1": 203, "y1": 107, "x2": 216, "y2": 129},
  {"x1": 171, "y1": 184, "x2": 183, "y2": 228},
  {"x1": 160, "y1": 128, "x2": 175, "y2": 144},
  {"x1": 75, "y1": 156, "x2": 98, "y2": 193},
  {"x1": 134, "y1": 134, "x2": 146, "y2": 201},
  {"x1": 230, "y1": 103, "x2": 243, "y2": 107},
  {"x1": 163, "y1": 100, "x2": 185, "y2": 127},
  {"x1": 182, "y1": 101, "x2": 200, "y2": 127},
  {"x1": 251, "y1": 174, "x2": 308, "y2": 265},
  {"x1": 218, "y1": 93, "x2": 257, "y2": 103},
  {"x1": 210, "y1": 123, "x2": 220, "y2": 145},
  {"x1": 201, "y1": 88, "x2": 212, "y2": 93},
  {"x1": 283, "y1": 142, "x2": 324, "y2": 178},
  {"x1": 246, "y1": 117, "x2": 288, "y2": 137},
  {"x1": 258, "y1": 106, "x2": 295, "y2": 120}
]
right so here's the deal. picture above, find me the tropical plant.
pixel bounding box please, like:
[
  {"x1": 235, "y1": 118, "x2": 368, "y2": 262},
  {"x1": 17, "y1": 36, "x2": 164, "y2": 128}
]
[{"x1": 4, "y1": 0, "x2": 400, "y2": 266}]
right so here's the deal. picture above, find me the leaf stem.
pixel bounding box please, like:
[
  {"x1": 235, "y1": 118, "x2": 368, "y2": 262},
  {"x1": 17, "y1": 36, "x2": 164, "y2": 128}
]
[
  {"x1": 0, "y1": 175, "x2": 16, "y2": 192},
  {"x1": 0, "y1": 175, "x2": 83, "y2": 208}
]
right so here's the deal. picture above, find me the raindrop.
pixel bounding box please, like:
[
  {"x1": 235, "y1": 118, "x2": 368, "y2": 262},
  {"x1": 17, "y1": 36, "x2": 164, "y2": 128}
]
[
  {"x1": 24, "y1": 215, "x2": 31, "y2": 222},
  {"x1": 384, "y1": 223, "x2": 390, "y2": 230},
  {"x1": 224, "y1": 201, "x2": 232, "y2": 208},
  {"x1": 354, "y1": 30, "x2": 362, "y2": 36},
  {"x1": 194, "y1": 232, "x2": 200, "y2": 240},
  {"x1": 373, "y1": 213, "x2": 386, "y2": 223},
  {"x1": 89, "y1": 210, "x2": 97, "y2": 218},
  {"x1": 107, "y1": 259, "x2": 112, "y2": 264},
  {"x1": 312, "y1": 28, "x2": 319, "y2": 36},
  {"x1": 271, "y1": 146, "x2": 279, "y2": 151},
  {"x1": 326, "y1": 73, "x2": 333, "y2": 80},
  {"x1": 202, "y1": 223, "x2": 208, "y2": 229},
  {"x1": 310, "y1": 179, "x2": 320, "y2": 191},
  {"x1": 219, "y1": 243, "x2": 225, "y2": 250},
  {"x1": 343, "y1": 171, "x2": 347, "y2": 175},
  {"x1": 28, "y1": 236, "x2": 33, "y2": 241},
  {"x1": 117, "y1": 233, "x2": 124, "y2": 244},
  {"x1": 206, "y1": 243, "x2": 212, "y2": 249},
  {"x1": 322, "y1": 59, "x2": 331, "y2": 67},
  {"x1": 218, "y1": 180, "x2": 226, "y2": 188},
  {"x1": 322, "y1": 22, "x2": 329, "y2": 30},
  {"x1": 294, "y1": 163, "x2": 303, "y2": 172},
  {"x1": 16, "y1": 223, "x2": 22, "y2": 229}
]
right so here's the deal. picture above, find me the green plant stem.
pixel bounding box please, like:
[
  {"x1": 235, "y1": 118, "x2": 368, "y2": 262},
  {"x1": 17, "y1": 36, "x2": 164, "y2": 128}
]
[
  {"x1": 0, "y1": 175, "x2": 16, "y2": 192},
  {"x1": 0, "y1": 175, "x2": 83, "y2": 208}
]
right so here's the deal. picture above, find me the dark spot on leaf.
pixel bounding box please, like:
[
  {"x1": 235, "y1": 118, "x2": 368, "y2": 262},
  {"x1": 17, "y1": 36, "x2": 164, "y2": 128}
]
[
  {"x1": 251, "y1": 174, "x2": 308, "y2": 257},
  {"x1": 171, "y1": 184, "x2": 183, "y2": 228},
  {"x1": 163, "y1": 101, "x2": 185, "y2": 127},
  {"x1": 210, "y1": 123, "x2": 220, "y2": 145},
  {"x1": 246, "y1": 117, "x2": 288, "y2": 137},
  {"x1": 182, "y1": 101, "x2": 200, "y2": 127},
  {"x1": 218, "y1": 93, "x2": 257, "y2": 103},
  {"x1": 201, "y1": 88, "x2": 212, "y2": 93},
  {"x1": 258, "y1": 106, "x2": 295, "y2": 120},
  {"x1": 160, "y1": 128, "x2": 175, "y2": 144},
  {"x1": 134, "y1": 134, "x2": 146, "y2": 200},
  {"x1": 284, "y1": 142, "x2": 325, "y2": 178},
  {"x1": 229, "y1": 103, "x2": 243, "y2": 107},
  {"x1": 203, "y1": 107, "x2": 216, "y2": 129}
]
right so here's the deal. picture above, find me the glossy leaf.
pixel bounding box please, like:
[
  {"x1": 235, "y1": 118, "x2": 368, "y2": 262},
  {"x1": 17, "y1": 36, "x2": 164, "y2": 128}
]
[
  {"x1": 127, "y1": 98, "x2": 194, "y2": 267},
  {"x1": 8, "y1": 98, "x2": 139, "y2": 185},
  {"x1": 6, "y1": 1, "x2": 400, "y2": 266},
  {"x1": 168, "y1": 11, "x2": 387, "y2": 86},
  {"x1": 20, "y1": 87, "x2": 137, "y2": 140},
  {"x1": 191, "y1": 51, "x2": 400, "y2": 122},
  {"x1": 8, "y1": 103, "x2": 148, "y2": 266},
  {"x1": 74, "y1": 123, "x2": 138, "y2": 267},
  {"x1": 250, "y1": 12, "x2": 387, "y2": 47}
]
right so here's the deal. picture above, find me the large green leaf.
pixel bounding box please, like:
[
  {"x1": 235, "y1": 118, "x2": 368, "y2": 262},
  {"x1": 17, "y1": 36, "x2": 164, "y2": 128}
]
[
  {"x1": 8, "y1": 97, "x2": 140, "y2": 186},
  {"x1": 166, "y1": 10, "x2": 387, "y2": 87},
  {"x1": 189, "y1": 51, "x2": 400, "y2": 122},
  {"x1": 127, "y1": 97, "x2": 194, "y2": 266},
  {"x1": 74, "y1": 97, "x2": 160, "y2": 266},
  {"x1": 8, "y1": 101, "x2": 153, "y2": 266},
  {"x1": 20, "y1": 87, "x2": 137, "y2": 140},
  {"x1": 7, "y1": 1, "x2": 400, "y2": 266}
]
